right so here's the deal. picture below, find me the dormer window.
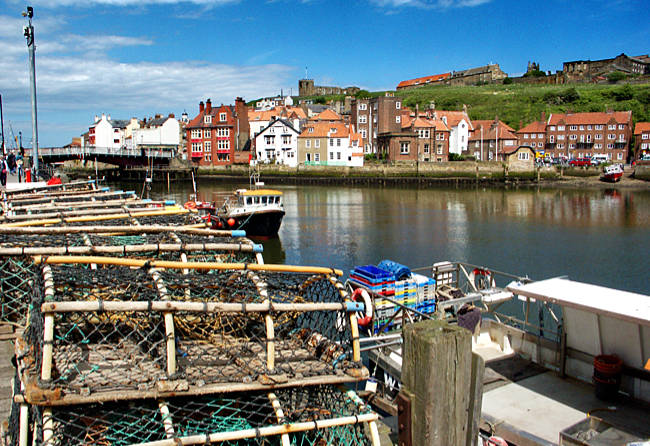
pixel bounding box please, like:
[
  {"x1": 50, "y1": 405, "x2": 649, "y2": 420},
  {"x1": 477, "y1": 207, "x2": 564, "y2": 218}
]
[
  {"x1": 330, "y1": 128, "x2": 337, "y2": 134},
  {"x1": 204, "y1": 115, "x2": 212, "y2": 124},
  {"x1": 220, "y1": 112, "x2": 227, "y2": 122},
  {"x1": 308, "y1": 128, "x2": 314, "y2": 133},
  {"x1": 396, "y1": 102, "x2": 401, "y2": 109}
]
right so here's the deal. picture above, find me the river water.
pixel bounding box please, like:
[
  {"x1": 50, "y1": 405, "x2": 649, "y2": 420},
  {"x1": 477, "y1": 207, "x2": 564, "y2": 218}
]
[{"x1": 130, "y1": 179, "x2": 649, "y2": 295}]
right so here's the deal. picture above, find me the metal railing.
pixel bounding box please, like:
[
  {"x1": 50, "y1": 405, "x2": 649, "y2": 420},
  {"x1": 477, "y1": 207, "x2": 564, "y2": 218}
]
[{"x1": 38, "y1": 145, "x2": 177, "y2": 159}]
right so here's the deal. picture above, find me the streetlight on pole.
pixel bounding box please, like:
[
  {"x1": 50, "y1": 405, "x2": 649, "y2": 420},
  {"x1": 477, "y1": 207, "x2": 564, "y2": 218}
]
[{"x1": 23, "y1": 6, "x2": 39, "y2": 179}]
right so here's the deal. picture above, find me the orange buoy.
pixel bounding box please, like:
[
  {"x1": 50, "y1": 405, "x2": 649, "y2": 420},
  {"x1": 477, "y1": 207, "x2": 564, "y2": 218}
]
[
  {"x1": 184, "y1": 201, "x2": 197, "y2": 210},
  {"x1": 227, "y1": 218, "x2": 236, "y2": 227}
]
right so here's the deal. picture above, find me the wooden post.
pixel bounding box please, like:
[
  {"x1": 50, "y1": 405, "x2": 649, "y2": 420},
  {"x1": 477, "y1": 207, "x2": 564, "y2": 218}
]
[{"x1": 401, "y1": 319, "x2": 484, "y2": 446}]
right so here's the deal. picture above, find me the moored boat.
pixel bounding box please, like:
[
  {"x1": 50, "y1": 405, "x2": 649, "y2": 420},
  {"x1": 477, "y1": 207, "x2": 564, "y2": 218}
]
[
  {"x1": 212, "y1": 187, "x2": 285, "y2": 236},
  {"x1": 600, "y1": 164, "x2": 624, "y2": 182}
]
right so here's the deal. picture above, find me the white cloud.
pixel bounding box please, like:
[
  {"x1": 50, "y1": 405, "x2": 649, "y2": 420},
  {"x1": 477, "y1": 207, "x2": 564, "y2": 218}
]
[
  {"x1": 0, "y1": 13, "x2": 293, "y2": 146},
  {"x1": 371, "y1": 0, "x2": 491, "y2": 8}
]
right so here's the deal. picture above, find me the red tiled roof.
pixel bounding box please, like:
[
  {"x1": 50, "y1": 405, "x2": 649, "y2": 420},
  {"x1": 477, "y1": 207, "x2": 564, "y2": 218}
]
[
  {"x1": 248, "y1": 106, "x2": 306, "y2": 122},
  {"x1": 397, "y1": 73, "x2": 451, "y2": 89},
  {"x1": 634, "y1": 122, "x2": 650, "y2": 134},
  {"x1": 311, "y1": 109, "x2": 342, "y2": 121},
  {"x1": 516, "y1": 121, "x2": 546, "y2": 134},
  {"x1": 432, "y1": 110, "x2": 473, "y2": 130},
  {"x1": 299, "y1": 121, "x2": 349, "y2": 138},
  {"x1": 470, "y1": 120, "x2": 517, "y2": 141},
  {"x1": 548, "y1": 111, "x2": 632, "y2": 126},
  {"x1": 411, "y1": 117, "x2": 450, "y2": 131}
]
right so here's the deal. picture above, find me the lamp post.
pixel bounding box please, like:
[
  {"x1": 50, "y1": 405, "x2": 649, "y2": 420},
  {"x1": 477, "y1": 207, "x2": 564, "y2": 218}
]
[{"x1": 23, "y1": 6, "x2": 39, "y2": 179}]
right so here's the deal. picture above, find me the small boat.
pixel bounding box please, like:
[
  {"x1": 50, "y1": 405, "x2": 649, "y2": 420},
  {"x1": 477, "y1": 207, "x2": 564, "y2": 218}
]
[
  {"x1": 600, "y1": 164, "x2": 624, "y2": 182},
  {"x1": 212, "y1": 187, "x2": 285, "y2": 236}
]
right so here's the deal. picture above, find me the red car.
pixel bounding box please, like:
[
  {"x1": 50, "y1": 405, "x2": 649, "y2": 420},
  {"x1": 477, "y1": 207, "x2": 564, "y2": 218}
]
[{"x1": 569, "y1": 158, "x2": 591, "y2": 167}]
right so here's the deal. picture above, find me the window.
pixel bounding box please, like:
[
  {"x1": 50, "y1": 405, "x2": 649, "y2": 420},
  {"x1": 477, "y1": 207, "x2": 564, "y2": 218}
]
[
  {"x1": 570, "y1": 125, "x2": 577, "y2": 131},
  {"x1": 595, "y1": 143, "x2": 602, "y2": 149},
  {"x1": 569, "y1": 134, "x2": 577, "y2": 140},
  {"x1": 217, "y1": 140, "x2": 230, "y2": 150},
  {"x1": 587, "y1": 125, "x2": 592, "y2": 130},
  {"x1": 306, "y1": 153, "x2": 311, "y2": 162},
  {"x1": 217, "y1": 128, "x2": 229, "y2": 137},
  {"x1": 524, "y1": 134, "x2": 529, "y2": 139},
  {"x1": 549, "y1": 126, "x2": 556, "y2": 131},
  {"x1": 608, "y1": 124, "x2": 616, "y2": 130},
  {"x1": 361, "y1": 129, "x2": 367, "y2": 138},
  {"x1": 265, "y1": 136, "x2": 275, "y2": 145},
  {"x1": 205, "y1": 155, "x2": 211, "y2": 162},
  {"x1": 549, "y1": 135, "x2": 555, "y2": 143},
  {"x1": 329, "y1": 152, "x2": 334, "y2": 160},
  {"x1": 424, "y1": 143, "x2": 429, "y2": 153},
  {"x1": 595, "y1": 134, "x2": 603, "y2": 140},
  {"x1": 191, "y1": 129, "x2": 202, "y2": 139},
  {"x1": 217, "y1": 153, "x2": 229, "y2": 161},
  {"x1": 282, "y1": 135, "x2": 291, "y2": 145},
  {"x1": 607, "y1": 143, "x2": 614, "y2": 149},
  {"x1": 505, "y1": 140, "x2": 514, "y2": 146},
  {"x1": 436, "y1": 144, "x2": 443, "y2": 155},
  {"x1": 337, "y1": 138, "x2": 341, "y2": 147},
  {"x1": 642, "y1": 134, "x2": 649, "y2": 140},
  {"x1": 518, "y1": 151, "x2": 530, "y2": 160},
  {"x1": 191, "y1": 142, "x2": 202, "y2": 152},
  {"x1": 306, "y1": 140, "x2": 311, "y2": 148},
  {"x1": 400, "y1": 142, "x2": 410, "y2": 154},
  {"x1": 586, "y1": 135, "x2": 592, "y2": 142},
  {"x1": 396, "y1": 102, "x2": 401, "y2": 109},
  {"x1": 314, "y1": 153, "x2": 320, "y2": 162},
  {"x1": 579, "y1": 135, "x2": 584, "y2": 142},
  {"x1": 538, "y1": 142, "x2": 543, "y2": 148},
  {"x1": 359, "y1": 115, "x2": 367, "y2": 124},
  {"x1": 608, "y1": 134, "x2": 615, "y2": 140},
  {"x1": 595, "y1": 125, "x2": 603, "y2": 130},
  {"x1": 396, "y1": 116, "x2": 401, "y2": 124},
  {"x1": 418, "y1": 129, "x2": 430, "y2": 139},
  {"x1": 315, "y1": 140, "x2": 320, "y2": 148},
  {"x1": 579, "y1": 125, "x2": 584, "y2": 130},
  {"x1": 557, "y1": 143, "x2": 565, "y2": 149},
  {"x1": 203, "y1": 129, "x2": 211, "y2": 138},
  {"x1": 113, "y1": 139, "x2": 120, "y2": 144},
  {"x1": 538, "y1": 134, "x2": 544, "y2": 139},
  {"x1": 358, "y1": 103, "x2": 367, "y2": 111},
  {"x1": 618, "y1": 134, "x2": 625, "y2": 142},
  {"x1": 204, "y1": 141, "x2": 211, "y2": 152},
  {"x1": 337, "y1": 152, "x2": 341, "y2": 160},
  {"x1": 617, "y1": 152, "x2": 623, "y2": 160},
  {"x1": 558, "y1": 125, "x2": 565, "y2": 131},
  {"x1": 569, "y1": 143, "x2": 576, "y2": 149},
  {"x1": 329, "y1": 138, "x2": 334, "y2": 147},
  {"x1": 204, "y1": 115, "x2": 212, "y2": 124},
  {"x1": 308, "y1": 127, "x2": 314, "y2": 133},
  {"x1": 220, "y1": 113, "x2": 227, "y2": 122},
  {"x1": 557, "y1": 135, "x2": 565, "y2": 140}
]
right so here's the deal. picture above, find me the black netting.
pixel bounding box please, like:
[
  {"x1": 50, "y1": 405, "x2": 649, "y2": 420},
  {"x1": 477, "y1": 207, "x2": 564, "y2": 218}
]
[{"x1": 0, "y1": 257, "x2": 38, "y2": 325}]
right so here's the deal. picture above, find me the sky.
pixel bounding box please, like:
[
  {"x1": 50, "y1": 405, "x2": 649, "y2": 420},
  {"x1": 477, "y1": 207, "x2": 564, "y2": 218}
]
[{"x1": 0, "y1": 0, "x2": 648, "y2": 147}]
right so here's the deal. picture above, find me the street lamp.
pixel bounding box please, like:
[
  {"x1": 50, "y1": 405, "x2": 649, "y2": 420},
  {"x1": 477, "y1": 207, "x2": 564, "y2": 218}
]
[{"x1": 23, "y1": 6, "x2": 39, "y2": 179}]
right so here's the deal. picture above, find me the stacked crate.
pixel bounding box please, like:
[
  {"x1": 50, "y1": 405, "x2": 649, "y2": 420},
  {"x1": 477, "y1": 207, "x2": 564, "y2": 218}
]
[{"x1": 348, "y1": 265, "x2": 395, "y2": 296}]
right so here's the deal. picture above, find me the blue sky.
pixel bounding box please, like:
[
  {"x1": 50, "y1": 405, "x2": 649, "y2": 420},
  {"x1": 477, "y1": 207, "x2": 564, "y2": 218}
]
[{"x1": 0, "y1": 0, "x2": 648, "y2": 147}]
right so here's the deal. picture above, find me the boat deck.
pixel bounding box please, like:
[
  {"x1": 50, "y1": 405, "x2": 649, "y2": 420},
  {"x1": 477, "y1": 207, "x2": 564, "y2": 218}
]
[{"x1": 476, "y1": 338, "x2": 650, "y2": 446}]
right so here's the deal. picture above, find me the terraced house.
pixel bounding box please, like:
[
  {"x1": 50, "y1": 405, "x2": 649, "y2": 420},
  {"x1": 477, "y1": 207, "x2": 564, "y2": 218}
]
[
  {"x1": 545, "y1": 111, "x2": 632, "y2": 162},
  {"x1": 298, "y1": 121, "x2": 363, "y2": 167},
  {"x1": 185, "y1": 98, "x2": 250, "y2": 166}
]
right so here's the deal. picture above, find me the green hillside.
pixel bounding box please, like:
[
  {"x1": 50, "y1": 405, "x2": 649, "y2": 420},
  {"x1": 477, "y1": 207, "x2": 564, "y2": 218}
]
[{"x1": 304, "y1": 82, "x2": 650, "y2": 130}]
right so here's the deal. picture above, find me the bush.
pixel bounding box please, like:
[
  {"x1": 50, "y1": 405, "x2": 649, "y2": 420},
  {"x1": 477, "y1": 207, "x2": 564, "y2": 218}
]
[
  {"x1": 523, "y1": 70, "x2": 546, "y2": 78},
  {"x1": 612, "y1": 85, "x2": 634, "y2": 101},
  {"x1": 607, "y1": 71, "x2": 626, "y2": 83},
  {"x1": 355, "y1": 90, "x2": 372, "y2": 99},
  {"x1": 449, "y1": 153, "x2": 465, "y2": 161},
  {"x1": 503, "y1": 77, "x2": 513, "y2": 85}
]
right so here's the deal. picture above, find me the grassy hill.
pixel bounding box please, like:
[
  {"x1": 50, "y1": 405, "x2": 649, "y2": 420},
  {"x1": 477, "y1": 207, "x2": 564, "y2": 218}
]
[{"x1": 303, "y1": 82, "x2": 650, "y2": 131}]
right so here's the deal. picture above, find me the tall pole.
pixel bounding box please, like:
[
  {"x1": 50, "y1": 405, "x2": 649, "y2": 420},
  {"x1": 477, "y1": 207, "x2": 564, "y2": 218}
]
[
  {"x1": 0, "y1": 94, "x2": 5, "y2": 156},
  {"x1": 23, "y1": 6, "x2": 39, "y2": 178}
]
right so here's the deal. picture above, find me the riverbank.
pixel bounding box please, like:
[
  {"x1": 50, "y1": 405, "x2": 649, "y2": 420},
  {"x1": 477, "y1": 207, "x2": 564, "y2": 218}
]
[{"x1": 63, "y1": 160, "x2": 650, "y2": 189}]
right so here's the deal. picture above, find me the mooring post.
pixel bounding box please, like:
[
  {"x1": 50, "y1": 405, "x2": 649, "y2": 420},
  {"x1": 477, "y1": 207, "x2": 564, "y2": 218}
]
[{"x1": 399, "y1": 319, "x2": 484, "y2": 446}]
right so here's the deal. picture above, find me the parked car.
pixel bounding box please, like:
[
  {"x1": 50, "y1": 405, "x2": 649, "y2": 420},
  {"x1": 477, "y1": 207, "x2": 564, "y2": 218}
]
[
  {"x1": 569, "y1": 158, "x2": 591, "y2": 167},
  {"x1": 591, "y1": 154, "x2": 609, "y2": 165}
]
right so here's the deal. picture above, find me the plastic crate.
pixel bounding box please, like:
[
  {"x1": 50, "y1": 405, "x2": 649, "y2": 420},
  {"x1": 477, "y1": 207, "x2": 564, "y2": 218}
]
[{"x1": 353, "y1": 265, "x2": 394, "y2": 281}]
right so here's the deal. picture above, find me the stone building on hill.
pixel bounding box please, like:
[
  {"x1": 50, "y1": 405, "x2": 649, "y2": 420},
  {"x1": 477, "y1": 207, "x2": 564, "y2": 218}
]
[
  {"x1": 298, "y1": 79, "x2": 360, "y2": 97},
  {"x1": 563, "y1": 53, "x2": 650, "y2": 81},
  {"x1": 449, "y1": 64, "x2": 508, "y2": 86}
]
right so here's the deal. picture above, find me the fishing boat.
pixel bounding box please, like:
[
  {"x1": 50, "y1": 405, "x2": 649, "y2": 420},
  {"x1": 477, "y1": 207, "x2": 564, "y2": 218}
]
[
  {"x1": 350, "y1": 260, "x2": 650, "y2": 445},
  {"x1": 211, "y1": 187, "x2": 285, "y2": 236},
  {"x1": 600, "y1": 164, "x2": 624, "y2": 182}
]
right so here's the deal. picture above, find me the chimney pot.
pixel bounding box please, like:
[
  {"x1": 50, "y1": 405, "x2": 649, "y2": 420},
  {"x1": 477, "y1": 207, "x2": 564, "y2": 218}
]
[
  {"x1": 199, "y1": 101, "x2": 204, "y2": 113},
  {"x1": 206, "y1": 99, "x2": 212, "y2": 113}
]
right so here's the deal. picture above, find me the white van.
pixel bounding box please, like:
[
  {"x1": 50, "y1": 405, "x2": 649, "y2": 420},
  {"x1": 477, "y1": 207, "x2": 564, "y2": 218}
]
[{"x1": 591, "y1": 154, "x2": 609, "y2": 165}]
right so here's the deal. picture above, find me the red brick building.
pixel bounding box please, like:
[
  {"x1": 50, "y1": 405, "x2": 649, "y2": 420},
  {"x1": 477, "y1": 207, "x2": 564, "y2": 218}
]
[
  {"x1": 377, "y1": 115, "x2": 450, "y2": 162},
  {"x1": 634, "y1": 122, "x2": 650, "y2": 160},
  {"x1": 545, "y1": 111, "x2": 632, "y2": 162},
  {"x1": 468, "y1": 119, "x2": 518, "y2": 161},
  {"x1": 516, "y1": 119, "x2": 547, "y2": 154},
  {"x1": 350, "y1": 94, "x2": 402, "y2": 155},
  {"x1": 185, "y1": 98, "x2": 249, "y2": 166}
]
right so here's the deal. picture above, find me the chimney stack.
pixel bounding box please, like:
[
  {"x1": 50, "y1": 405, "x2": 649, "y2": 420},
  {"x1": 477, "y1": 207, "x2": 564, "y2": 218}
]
[
  {"x1": 199, "y1": 101, "x2": 204, "y2": 113},
  {"x1": 206, "y1": 99, "x2": 212, "y2": 114},
  {"x1": 541, "y1": 111, "x2": 546, "y2": 122}
]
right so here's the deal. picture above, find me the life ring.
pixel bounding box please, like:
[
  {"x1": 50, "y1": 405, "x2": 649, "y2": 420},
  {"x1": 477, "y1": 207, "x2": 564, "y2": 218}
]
[
  {"x1": 184, "y1": 201, "x2": 197, "y2": 210},
  {"x1": 471, "y1": 268, "x2": 495, "y2": 290},
  {"x1": 352, "y1": 288, "x2": 373, "y2": 327}
]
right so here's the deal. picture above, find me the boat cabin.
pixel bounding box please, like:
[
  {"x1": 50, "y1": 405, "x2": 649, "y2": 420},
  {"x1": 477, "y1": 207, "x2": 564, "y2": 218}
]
[{"x1": 234, "y1": 189, "x2": 283, "y2": 208}]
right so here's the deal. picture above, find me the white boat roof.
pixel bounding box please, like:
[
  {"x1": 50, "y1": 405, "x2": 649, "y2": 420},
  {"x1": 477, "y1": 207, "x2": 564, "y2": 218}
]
[{"x1": 507, "y1": 278, "x2": 650, "y2": 327}]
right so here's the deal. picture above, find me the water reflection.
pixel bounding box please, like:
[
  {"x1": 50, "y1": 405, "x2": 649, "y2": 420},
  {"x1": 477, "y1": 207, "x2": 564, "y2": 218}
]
[{"x1": 127, "y1": 180, "x2": 650, "y2": 294}]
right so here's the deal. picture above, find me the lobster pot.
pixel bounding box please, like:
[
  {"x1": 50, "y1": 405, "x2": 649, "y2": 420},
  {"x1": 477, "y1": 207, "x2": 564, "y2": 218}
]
[
  {"x1": 2, "y1": 180, "x2": 98, "y2": 200},
  {"x1": 4, "y1": 188, "x2": 134, "y2": 208},
  {"x1": 0, "y1": 256, "x2": 38, "y2": 326},
  {"x1": 21, "y1": 263, "x2": 365, "y2": 405},
  {"x1": 13, "y1": 386, "x2": 378, "y2": 446}
]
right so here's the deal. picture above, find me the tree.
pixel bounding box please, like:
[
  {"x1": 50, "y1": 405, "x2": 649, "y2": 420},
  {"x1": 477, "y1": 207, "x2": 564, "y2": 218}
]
[
  {"x1": 503, "y1": 77, "x2": 513, "y2": 85},
  {"x1": 607, "y1": 71, "x2": 626, "y2": 83}
]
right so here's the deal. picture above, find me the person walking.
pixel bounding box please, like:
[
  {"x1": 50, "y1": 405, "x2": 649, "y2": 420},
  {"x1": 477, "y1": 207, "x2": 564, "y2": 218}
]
[
  {"x1": 16, "y1": 152, "x2": 24, "y2": 183},
  {"x1": 0, "y1": 157, "x2": 8, "y2": 187},
  {"x1": 7, "y1": 151, "x2": 16, "y2": 175}
]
